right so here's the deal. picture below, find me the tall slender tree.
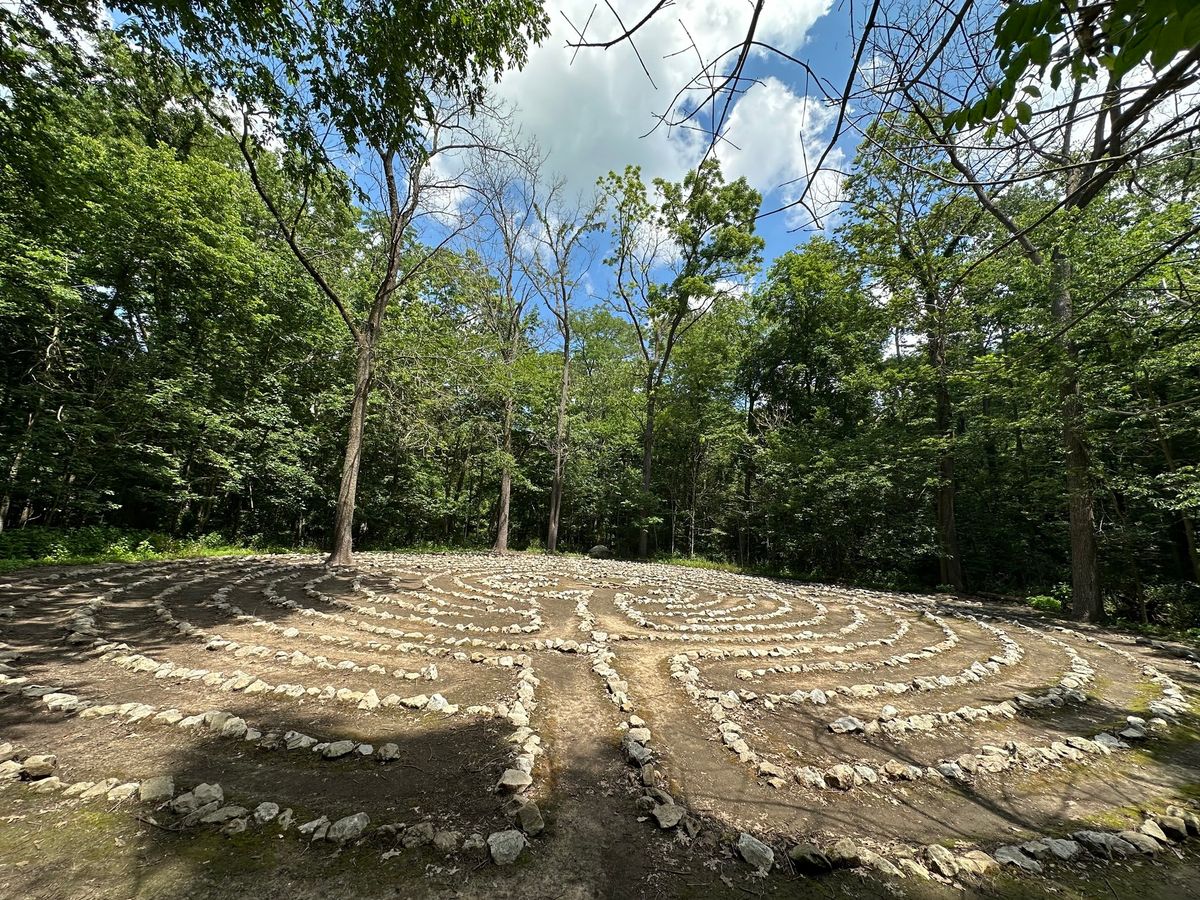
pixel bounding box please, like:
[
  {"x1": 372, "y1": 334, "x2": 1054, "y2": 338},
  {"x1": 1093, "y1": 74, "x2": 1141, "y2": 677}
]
[
  {"x1": 600, "y1": 159, "x2": 762, "y2": 558},
  {"x1": 527, "y1": 182, "x2": 604, "y2": 553},
  {"x1": 178, "y1": 1, "x2": 550, "y2": 566}
]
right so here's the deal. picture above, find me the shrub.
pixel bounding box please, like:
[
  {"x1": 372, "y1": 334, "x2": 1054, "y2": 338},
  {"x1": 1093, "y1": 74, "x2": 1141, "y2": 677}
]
[{"x1": 1027, "y1": 595, "x2": 1062, "y2": 613}]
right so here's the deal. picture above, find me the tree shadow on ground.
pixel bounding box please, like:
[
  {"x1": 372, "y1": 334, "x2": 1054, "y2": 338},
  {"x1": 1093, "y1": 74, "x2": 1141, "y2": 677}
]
[{"x1": 2, "y1": 560, "x2": 1200, "y2": 899}]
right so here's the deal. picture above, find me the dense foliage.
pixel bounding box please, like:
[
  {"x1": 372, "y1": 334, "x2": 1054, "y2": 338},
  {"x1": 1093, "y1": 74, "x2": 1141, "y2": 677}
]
[{"x1": 1, "y1": 12, "x2": 1197, "y2": 627}]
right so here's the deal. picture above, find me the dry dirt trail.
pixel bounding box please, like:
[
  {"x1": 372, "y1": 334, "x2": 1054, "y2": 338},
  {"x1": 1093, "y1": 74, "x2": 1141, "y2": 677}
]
[{"x1": 1, "y1": 552, "x2": 1199, "y2": 900}]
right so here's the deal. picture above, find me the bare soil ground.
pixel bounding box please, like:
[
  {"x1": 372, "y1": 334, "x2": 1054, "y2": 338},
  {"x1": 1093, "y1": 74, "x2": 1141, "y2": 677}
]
[{"x1": 1, "y1": 553, "x2": 1198, "y2": 899}]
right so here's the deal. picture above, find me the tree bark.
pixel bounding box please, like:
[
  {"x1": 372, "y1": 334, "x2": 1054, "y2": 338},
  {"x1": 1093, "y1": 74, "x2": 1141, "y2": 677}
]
[
  {"x1": 638, "y1": 375, "x2": 656, "y2": 558},
  {"x1": 1051, "y1": 247, "x2": 1103, "y2": 622},
  {"x1": 327, "y1": 335, "x2": 376, "y2": 566},
  {"x1": 494, "y1": 392, "x2": 515, "y2": 554},
  {"x1": 739, "y1": 390, "x2": 757, "y2": 566},
  {"x1": 546, "y1": 331, "x2": 570, "y2": 553},
  {"x1": 927, "y1": 306, "x2": 965, "y2": 592}
]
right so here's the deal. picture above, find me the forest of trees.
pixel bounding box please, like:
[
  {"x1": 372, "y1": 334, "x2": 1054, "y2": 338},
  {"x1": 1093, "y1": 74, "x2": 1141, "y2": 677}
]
[{"x1": 2, "y1": 2, "x2": 1198, "y2": 628}]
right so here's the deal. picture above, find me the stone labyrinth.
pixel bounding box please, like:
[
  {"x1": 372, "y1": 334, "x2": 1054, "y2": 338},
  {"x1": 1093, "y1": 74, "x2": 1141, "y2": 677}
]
[{"x1": 2, "y1": 552, "x2": 1199, "y2": 888}]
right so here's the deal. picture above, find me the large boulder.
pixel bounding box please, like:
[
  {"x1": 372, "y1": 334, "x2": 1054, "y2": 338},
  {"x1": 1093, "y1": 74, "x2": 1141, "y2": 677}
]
[{"x1": 587, "y1": 545, "x2": 612, "y2": 559}]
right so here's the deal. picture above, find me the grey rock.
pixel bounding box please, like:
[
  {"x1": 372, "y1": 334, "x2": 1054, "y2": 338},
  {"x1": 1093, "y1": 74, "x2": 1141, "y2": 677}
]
[
  {"x1": 1118, "y1": 830, "x2": 1160, "y2": 855},
  {"x1": 736, "y1": 833, "x2": 774, "y2": 872},
  {"x1": 322, "y1": 740, "x2": 355, "y2": 759},
  {"x1": 858, "y1": 849, "x2": 901, "y2": 877},
  {"x1": 652, "y1": 803, "x2": 683, "y2": 829},
  {"x1": 497, "y1": 769, "x2": 533, "y2": 793},
  {"x1": 327, "y1": 812, "x2": 370, "y2": 843},
  {"x1": 487, "y1": 829, "x2": 527, "y2": 865},
  {"x1": 1155, "y1": 815, "x2": 1188, "y2": 841},
  {"x1": 200, "y1": 805, "x2": 249, "y2": 825},
  {"x1": 433, "y1": 830, "x2": 460, "y2": 853},
  {"x1": 787, "y1": 842, "x2": 832, "y2": 874},
  {"x1": 193, "y1": 783, "x2": 223, "y2": 806},
  {"x1": 956, "y1": 850, "x2": 998, "y2": 877},
  {"x1": 1140, "y1": 820, "x2": 1170, "y2": 843},
  {"x1": 517, "y1": 801, "x2": 545, "y2": 836},
  {"x1": 898, "y1": 859, "x2": 931, "y2": 879},
  {"x1": 139, "y1": 776, "x2": 174, "y2": 803},
  {"x1": 1043, "y1": 838, "x2": 1082, "y2": 861},
  {"x1": 994, "y1": 845, "x2": 1042, "y2": 873},
  {"x1": 298, "y1": 816, "x2": 330, "y2": 841},
  {"x1": 795, "y1": 766, "x2": 827, "y2": 789},
  {"x1": 1072, "y1": 830, "x2": 1136, "y2": 858},
  {"x1": 828, "y1": 716, "x2": 865, "y2": 734},
  {"x1": 925, "y1": 844, "x2": 958, "y2": 878},
  {"x1": 253, "y1": 802, "x2": 280, "y2": 824},
  {"x1": 825, "y1": 764, "x2": 857, "y2": 790},
  {"x1": 402, "y1": 822, "x2": 435, "y2": 848},
  {"x1": 627, "y1": 727, "x2": 651, "y2": 744},
  {"x1": 827, "y1": 838, "x2": 861, "y2": 868},
  {"x1": 623, "y1": 736, "x2": 653, "y2": 766},
  {"x1": 20, "y1": 754, "x2": 57, "y2": 779},
  {"x1": 107, "y1": 782, "x2": 140, "y2": 802}
]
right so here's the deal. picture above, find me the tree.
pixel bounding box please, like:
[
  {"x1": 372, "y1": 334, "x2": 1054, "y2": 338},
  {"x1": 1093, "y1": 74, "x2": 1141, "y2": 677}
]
[
  {"x1": 180, "y1": 1, "x2": 551, "y2": 566},
  {"x1": 600, "y1": 159, "x2": 763, "y2": 557},
  {"x1": 843, "y1": 117, "x2": 985, "y2": 591},
  {"x1": 526, "y1": 182, "x2": 604, "y2": 553},
  {"x1": 467, "y1": 128, "x2": 543, "y2": 554},
  {"x1": 867, "y1": 1, "x2": 1200, "y2": 621}
]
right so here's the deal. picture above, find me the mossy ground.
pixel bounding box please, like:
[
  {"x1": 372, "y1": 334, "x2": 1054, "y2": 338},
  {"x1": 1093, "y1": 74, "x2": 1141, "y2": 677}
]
[{"x1": 5, "y1": 790, "x2": 1200, "y2": 900}]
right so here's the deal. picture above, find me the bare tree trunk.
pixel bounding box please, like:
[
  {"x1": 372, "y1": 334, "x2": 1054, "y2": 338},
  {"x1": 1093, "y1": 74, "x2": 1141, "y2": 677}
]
[
  {"x1": 928, "y1": 311, "x2": 965, "y2": 591},
  {"x1": 936, "y1": 449, "x2": 965, "y2": 590},
  {"x1": 739, "y1": 391, "x2": 757, "y2": 566},
  {"x1": 546, "y1": 334, "x2": 570, "y2": 553},
  {"x1": 327, "y1": 336, "x2": 375, "y2": 566},
  {"x1": 494, "y1": 392, "x2": 514, "y2": 554},
  {"x1": 638, "y1": 377, "x2": 656, "y2": 558},
  {"x1": 1052, "y1": 248, "x2": 1102, "y2": 622}
]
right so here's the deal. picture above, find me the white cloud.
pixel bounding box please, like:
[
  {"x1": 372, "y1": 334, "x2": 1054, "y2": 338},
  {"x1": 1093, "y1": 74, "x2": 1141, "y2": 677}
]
[
  {"x1": 496, "y1": 0, "x2": 835, "y2": 208},
  {"x1": 713, "y1": 75, "x2": 846, "y2": 227}
]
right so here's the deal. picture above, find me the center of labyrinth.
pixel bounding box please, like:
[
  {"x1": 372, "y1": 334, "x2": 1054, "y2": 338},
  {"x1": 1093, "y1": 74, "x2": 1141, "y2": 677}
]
[{"x1": 1, "y1": 553, "x2": 1198, "y2": 890}]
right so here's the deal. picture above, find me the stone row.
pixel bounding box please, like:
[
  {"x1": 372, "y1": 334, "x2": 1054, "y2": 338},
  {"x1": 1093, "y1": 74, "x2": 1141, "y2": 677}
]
[{"x1": 0, "y1": 739, "x2": 536, "y2": 865}]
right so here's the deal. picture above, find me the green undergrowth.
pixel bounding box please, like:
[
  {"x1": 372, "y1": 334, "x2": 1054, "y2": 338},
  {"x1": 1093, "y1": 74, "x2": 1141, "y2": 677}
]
[{"x1": 0, "y1": 526, "x2": 307, "y2": 575}]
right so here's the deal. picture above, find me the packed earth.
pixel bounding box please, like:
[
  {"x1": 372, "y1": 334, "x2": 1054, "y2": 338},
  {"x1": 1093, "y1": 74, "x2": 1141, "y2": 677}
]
[{"x1": 1, "y1": 553, "x2": 1199, "y2": 899}]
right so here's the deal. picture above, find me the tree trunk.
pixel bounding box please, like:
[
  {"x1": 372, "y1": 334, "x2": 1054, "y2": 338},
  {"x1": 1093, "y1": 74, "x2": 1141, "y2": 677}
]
[
  {"x1": 929, "y1": 332, "x2": 965, "y2": 591},
  {"x1": 1051, "y1": 247, "x2": 1102, "y2": 622},
  {"x1": 638, "y1": 376, "x2": 656, "y2": 558},
  {"x1": 0, "y1": 439, "x2": 28, "y2": 534},
  {"x1": 327, "y1": 336, "x2": 375, "y2": 567},
  {"x1": 494, "y1": 392, "x2": 514, "y2": 554},
  {"x1": 1154, "y1": 422, "x2": 1200, "y2": 582},
  {"x1": 546, "y1": 333, "x2": 570, "y2": 553},
  {"x1": 739, "y1": 390, "x2": 757, "y2": 566},
  {"x1": 935, "y1": 448, "x2": 965, "y2": 591}
]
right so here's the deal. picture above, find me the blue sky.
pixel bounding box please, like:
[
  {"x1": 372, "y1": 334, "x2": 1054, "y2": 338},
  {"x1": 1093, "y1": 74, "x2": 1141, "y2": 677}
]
[{"x1": 494, "y1": 1, "x2": 860, "y2": 267}]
